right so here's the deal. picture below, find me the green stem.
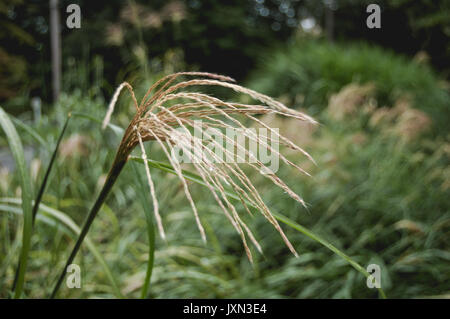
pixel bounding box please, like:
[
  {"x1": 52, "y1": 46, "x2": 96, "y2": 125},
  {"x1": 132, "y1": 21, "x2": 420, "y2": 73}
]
[
  {"x1": 49, "y1": 156, "x2": 127, "y2": 298},
  {"x1": 131, "y1": 162, "x2": 156, "y2": 299},
  {"x1": 32, "y1": 114, "x2": 71, "y2": 225},
  {"x1": 140, "y1": 209, "x2": 155, "y2": 299}
]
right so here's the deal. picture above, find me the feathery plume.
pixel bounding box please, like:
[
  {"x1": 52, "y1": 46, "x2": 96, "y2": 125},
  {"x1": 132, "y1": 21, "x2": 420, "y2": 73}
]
[{"x1": 104, "y1": 72, "x2": 316, "y2": 261}]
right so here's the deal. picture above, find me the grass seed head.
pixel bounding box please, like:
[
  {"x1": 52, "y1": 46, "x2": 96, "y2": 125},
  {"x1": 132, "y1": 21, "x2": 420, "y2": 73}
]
[{"x1": 103, "y1": 72, "x2": 316, "y2": 261}]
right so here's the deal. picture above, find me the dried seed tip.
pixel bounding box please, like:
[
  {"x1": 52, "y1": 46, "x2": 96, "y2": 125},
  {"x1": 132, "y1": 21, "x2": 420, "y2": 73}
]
[
  {"x1": 175, "y1": 72, "x2": 236, "y2": 83},
  {"x1": 103, "y1": 83, "x2": 126, "y2": 129},
  {"x1": 134, "y1": 125, "x2": 166, "y2": 240},
  {"x1": 103, "y1": 82, "x2": 138, "y2": 129},
  {"x1": 139, "y1": 72, "x2": 236, "y2": 110},
  {"x1": 146, "y1": 124, "x2": 207, "y2": 243}
]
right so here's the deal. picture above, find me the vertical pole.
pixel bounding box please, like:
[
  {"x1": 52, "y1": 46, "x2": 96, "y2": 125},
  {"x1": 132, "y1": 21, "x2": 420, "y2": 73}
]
[
  {"x1": 50, "y1": 0, "x2": 61, "y2": 102},
  {"x1": 325, "y1": 0, "x2": 334, "y2": 42}
]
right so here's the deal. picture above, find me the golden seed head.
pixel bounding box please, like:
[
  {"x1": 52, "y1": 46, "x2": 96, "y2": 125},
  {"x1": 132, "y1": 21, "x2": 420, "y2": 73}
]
[{"x1": 104, "y1": 72, "x2": 316, "y2": 261}]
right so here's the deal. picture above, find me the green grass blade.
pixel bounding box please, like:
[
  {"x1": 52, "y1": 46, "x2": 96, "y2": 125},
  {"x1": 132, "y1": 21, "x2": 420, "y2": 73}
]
[
  {"x1": 130, "y1": 156, "x2": 387, "y2": 299},
  {"x1": 11, "y1": 113, "x2": 71, "y2": 291},
  {"x1": 31, "y1": 114, "x2": 71, "y2": 224},
  {"x1": 70, "y1": 112, "x2": 124, "y2": 135},
  {"x1": 131, "y1": 162, "x2": 156, "y2": 299},
  {"x1": 270, "y1": 212, "x2": 387, "y2": 299},
  {"x1": 0, "y1": 107, "x2": 34, "y2": 298},
  {"x1": 0, "y1": 198, "x2": 122, "y2": 298},
  {"x1": 11, "y1": 117, "x2": 49, "y2": 151},
  {"x1": 43, "y1": 111, "x2": 126, "y2": 298}
]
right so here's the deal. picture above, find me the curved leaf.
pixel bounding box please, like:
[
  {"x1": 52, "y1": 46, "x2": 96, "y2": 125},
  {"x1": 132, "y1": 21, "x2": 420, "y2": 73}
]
[{"x1": 0, "y1": 107, "x2": 33, "y2": 298}]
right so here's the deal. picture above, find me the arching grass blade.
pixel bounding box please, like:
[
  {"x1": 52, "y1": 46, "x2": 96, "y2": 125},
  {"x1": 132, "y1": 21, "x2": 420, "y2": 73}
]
[
  {"x1": 11, "y1": 113, "x2": 71, "y2": 291},
  {"x1": 0, "y1": 107, "x2": 34, "y2": 298},
  {"x1": 130, "y1": 156, "x2": 387, "y2": 299},
  {"x1": 0, "y1": 198, "x2": 122, "y2": 298}
]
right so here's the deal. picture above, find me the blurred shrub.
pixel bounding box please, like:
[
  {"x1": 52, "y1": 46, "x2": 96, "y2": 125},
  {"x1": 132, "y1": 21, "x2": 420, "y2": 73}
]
[
  {"x1": 247, "y1": 39, "x2": 449, "y2": 134},
  {"x1": 244, "y1": 83, "x2": 450, "y2": 298}
]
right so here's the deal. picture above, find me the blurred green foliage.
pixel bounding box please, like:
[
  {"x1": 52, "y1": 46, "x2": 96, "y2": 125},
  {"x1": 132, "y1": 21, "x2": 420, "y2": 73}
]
[
  {"x1": 0, "y1": 0, "x2": 34, "y2": 101},
  {"x1": 248, "y1": 39, "x2": 450, "y2": 134}
]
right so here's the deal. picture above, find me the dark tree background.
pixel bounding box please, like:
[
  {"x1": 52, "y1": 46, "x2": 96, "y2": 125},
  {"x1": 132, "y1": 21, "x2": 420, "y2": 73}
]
[{"x1": 1, "y1": 0, "x2": 449, "y2": 105}]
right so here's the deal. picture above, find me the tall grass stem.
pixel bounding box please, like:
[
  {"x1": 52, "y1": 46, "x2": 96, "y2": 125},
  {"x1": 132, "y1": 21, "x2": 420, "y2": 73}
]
[
  {"x1": 50, "y1": 155, "x2": 127, "y2": 298},
  {"x1": 131, "y1": 162, "x2": 156, "y2": 298}
]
